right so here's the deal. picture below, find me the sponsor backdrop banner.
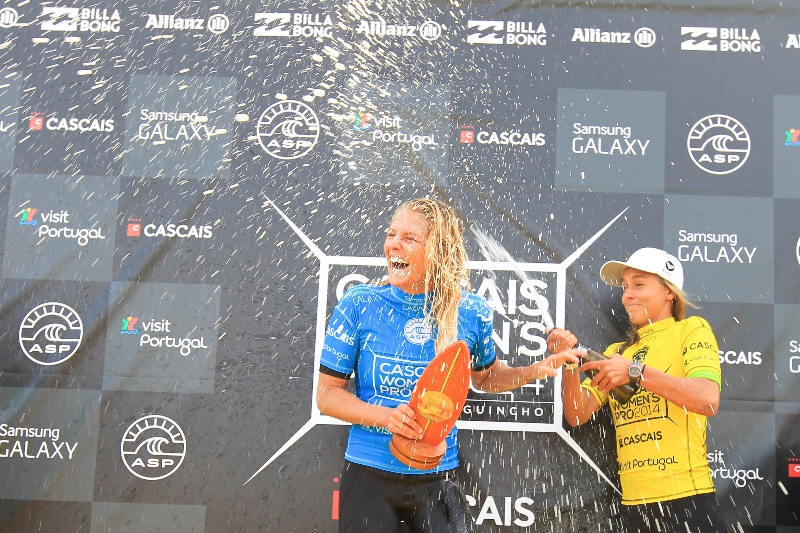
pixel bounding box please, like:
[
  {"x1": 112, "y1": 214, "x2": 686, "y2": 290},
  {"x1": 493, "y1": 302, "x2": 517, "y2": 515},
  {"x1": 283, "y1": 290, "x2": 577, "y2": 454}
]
[{"x1": 0, "y1": 0, "x2": 798, "y2": 531}]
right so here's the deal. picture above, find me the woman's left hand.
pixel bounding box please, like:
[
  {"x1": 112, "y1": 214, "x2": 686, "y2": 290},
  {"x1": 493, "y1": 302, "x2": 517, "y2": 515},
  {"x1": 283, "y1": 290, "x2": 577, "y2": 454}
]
[{"x1": 581, "y1": 353, "x2": 632, "y2": 394}]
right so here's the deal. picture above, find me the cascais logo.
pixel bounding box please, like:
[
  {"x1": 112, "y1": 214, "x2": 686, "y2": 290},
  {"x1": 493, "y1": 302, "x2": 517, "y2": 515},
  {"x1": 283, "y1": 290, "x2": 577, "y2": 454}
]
[
  {"x1": 19, "y1": 303, "x2": 83, "y2": 366},
  {"x1": 121, "y1": 415, "x2": 186, "y2": 480},
  {"x1": 257, "y1": 100, "x2": 320, "y2": 160},
  {"x1": 459, "y1": 126, "x2": 545, "y2": 147},
  {"x1": 254, "y1": 12, "x2": 333, "y2": 38},
  {"x1": 41, "y1": 7, "x2": 121, "y2": 33},
  {"x1": 0, "y1": 7, "x2": 19, "y2": 28},
  {"x1": 28, "y1": 112, "x2": 115, "y2": 133},
  {"x1": 687, "y1": 114, "x2": 750, "y2": 175},
  {"x1": 787, "y1": 34, "x2": 800, "y2": 49},
  {"x1": 680, "y1": 27, "x2": 761, "y2": 53},
  {"x1": 143, "y1": 13, "x2": 229, "y2": 34},
  {"x1": 467, "y1": 20, "x2": 546, "y2": 46},
  {"x1": 126, "y1": 217, "x2": 214, "y2": 239},
  {"x1": 789, "y1": 457, "x2": 800, "y2": 478}
]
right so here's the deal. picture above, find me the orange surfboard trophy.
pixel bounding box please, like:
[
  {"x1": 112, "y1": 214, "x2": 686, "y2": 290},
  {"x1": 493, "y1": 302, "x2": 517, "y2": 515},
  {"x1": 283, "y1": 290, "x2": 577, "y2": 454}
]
[{"x1": 389, "y1": 340, "x2": 472, "y2": 469}]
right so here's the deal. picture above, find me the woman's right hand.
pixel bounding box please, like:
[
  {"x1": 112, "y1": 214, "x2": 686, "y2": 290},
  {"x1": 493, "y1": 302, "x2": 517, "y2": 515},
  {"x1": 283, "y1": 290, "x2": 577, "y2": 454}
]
[
  {"x1": 386, "y1": 403, "x2": 424, "y2": 440},
  {"x1": 546, "y1": 328, "x2": 578, "y2": 353}
]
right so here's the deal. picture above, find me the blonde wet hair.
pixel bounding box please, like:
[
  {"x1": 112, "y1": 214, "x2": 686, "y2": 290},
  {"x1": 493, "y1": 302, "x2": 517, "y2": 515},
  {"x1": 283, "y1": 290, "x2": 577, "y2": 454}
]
[{"x1": 388, "y1": 198, "x2": 469, "y2": 354}]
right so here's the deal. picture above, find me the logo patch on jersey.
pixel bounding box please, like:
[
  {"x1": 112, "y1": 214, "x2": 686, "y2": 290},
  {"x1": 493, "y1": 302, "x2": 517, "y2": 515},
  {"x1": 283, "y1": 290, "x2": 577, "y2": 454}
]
[
  {"x1": 632, "y1": 346, "x2": 649, "y2": 363},
  {"x1": 403, "y1": 318, "x2": 432, "y2": 344}
]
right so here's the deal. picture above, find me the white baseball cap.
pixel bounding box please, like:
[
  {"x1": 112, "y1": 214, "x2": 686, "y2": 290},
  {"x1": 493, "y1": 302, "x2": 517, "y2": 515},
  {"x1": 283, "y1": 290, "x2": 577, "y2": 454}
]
[{"x1": 600, "y1": 248, "x2": 684, "y2": 290}]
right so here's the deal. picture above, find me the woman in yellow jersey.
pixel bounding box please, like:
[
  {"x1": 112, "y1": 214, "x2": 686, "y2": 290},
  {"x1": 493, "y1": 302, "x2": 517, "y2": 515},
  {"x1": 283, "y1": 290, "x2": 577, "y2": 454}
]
[{"x1": 546, "y1": 247, "x2": 726, "y2": 533}]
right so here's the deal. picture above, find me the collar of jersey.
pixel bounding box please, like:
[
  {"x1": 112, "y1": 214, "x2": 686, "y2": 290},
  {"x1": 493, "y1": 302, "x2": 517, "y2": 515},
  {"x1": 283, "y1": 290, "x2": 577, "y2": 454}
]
[
  {"x1": 637, "y1": 316, "x2": 676, "y2": 339},
  {"x1": 388, "y1": 284, "x2": 432, "y2": 306}
]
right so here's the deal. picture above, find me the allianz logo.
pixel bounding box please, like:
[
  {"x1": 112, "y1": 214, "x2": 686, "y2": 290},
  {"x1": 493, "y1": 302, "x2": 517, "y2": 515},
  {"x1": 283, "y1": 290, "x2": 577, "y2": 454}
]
[
  {"x1": 571, "y1": 27, "x2": 656, "y2": 48},
  {"x1": 355, "y1": 20, "x2": 441, "y2": 41},
  {"x1": 143, "y1": 13, "x2": 229, "y2": 34}
]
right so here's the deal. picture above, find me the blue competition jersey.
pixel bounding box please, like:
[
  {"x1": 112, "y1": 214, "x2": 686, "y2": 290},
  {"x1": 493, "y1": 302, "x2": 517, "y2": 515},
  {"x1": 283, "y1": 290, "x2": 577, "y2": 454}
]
[{"x1": 319, "y1": 283, "x2": 496, "y2": 474}]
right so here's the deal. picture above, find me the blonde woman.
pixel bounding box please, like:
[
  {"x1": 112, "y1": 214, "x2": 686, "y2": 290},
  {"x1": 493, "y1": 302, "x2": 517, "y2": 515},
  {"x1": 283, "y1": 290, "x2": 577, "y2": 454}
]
[
  {"x1": 317, "y1": 198, "x2": 577, "y2": 533},
  {"x1": 547, "y1": 248, "x2": 726, "y2": 532}
]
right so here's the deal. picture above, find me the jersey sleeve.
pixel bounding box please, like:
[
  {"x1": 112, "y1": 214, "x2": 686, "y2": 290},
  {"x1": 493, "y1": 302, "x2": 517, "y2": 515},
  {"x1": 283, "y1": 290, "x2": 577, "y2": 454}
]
[
  {"x1": 319, "y1": 289, "x2": 360, "y2": 378},
  {"x1": 681, "y1": 317, "x2": 722, "y2": 388},
  {"x1": 470, "y1": 296, "x2": 497, "y2": 372}
]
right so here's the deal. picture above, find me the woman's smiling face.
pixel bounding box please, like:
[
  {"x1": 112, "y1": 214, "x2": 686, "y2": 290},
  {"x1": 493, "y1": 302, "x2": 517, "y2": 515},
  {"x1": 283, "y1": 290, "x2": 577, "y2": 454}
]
[
  {"x1": 621, "y1": 267, "x2": 675, "y2": 326},
  {"x1": 384, "y1": 208, "x2": 430, "y2": 294}
]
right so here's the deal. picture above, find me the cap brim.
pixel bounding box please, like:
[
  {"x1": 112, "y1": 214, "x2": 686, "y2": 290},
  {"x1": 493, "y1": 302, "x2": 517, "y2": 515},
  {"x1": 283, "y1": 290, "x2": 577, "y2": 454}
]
[{"x1": 600, "y1": 261, "x2": 629, "y2": 286}]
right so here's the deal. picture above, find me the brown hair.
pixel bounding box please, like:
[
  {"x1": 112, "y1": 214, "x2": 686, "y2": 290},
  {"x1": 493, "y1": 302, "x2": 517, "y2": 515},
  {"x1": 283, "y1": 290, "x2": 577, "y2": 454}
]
[
  {"x1": 618, "y1": 278, "x2": 697, "y2": 353},
  {"x1": 386, "y1": 198, "x2": 468, "y2": 354}
]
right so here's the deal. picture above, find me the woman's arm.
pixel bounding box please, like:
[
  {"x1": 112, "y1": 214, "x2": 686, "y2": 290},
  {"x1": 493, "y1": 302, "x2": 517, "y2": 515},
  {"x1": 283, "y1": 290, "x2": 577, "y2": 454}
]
[
  {"x1": 582, "y1": 354, "x2": 719, "y2": 417},
  {"x1": 316, "y1": 373, "x2": 424, "y2": 439},
  {"x1": 561, "y1": 354, "x2": 602, "y2": 426},
  {"x1": 471, "y1": 351, "x2": 579, "y2": 393}
]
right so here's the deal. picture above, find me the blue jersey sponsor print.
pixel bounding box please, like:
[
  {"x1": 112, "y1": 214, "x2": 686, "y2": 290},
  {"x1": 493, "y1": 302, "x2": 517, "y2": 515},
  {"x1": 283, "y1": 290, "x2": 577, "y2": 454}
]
[{"x1": 320, "y1": 283, "x2": 496, "y2": 474}]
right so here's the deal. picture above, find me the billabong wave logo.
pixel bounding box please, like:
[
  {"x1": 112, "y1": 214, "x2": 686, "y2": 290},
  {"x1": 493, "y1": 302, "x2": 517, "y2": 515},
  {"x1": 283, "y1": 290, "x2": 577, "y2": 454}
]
[
  {"x1": 19, "y1": 303, "x2": 84, "y2": 366},
  {"x1": 121, "y1": 415, "x2": 186, "y2": 480},
  {"x1": 256, "y1": 100, "x2": 320, "y2": 160},
  {"x1": 687, "y1": 114, "x2": 750, "y2": 175}
]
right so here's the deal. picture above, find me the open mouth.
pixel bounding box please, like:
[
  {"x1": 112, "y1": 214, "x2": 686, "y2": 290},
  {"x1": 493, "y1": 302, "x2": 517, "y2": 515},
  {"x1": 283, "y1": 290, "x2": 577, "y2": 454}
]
[{"x1": 389, "y1": 257, "x2": 409, "y2": 272}]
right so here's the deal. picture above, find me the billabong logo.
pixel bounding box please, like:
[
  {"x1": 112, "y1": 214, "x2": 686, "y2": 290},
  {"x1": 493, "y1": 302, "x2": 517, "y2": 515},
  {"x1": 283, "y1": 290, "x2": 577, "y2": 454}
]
[
  {"x1": 467, "y1": 20, "x2": 545, "y2": 46},
  {"x1": 687, "y1": 114, "x2": 750, "y2": 175},
  {"x1": 786, "y1": 128, "x2": 800, "y2": 146},
  {"x1": 256, "y1": 100, "x2": 320, "y2": 160},
  {"x1": 41, "y1": 7, "x2": 121, "y2": 33},
  {"x1": 121, "y1": 316, "x2": 139, "y2": 334},
  {"x1": 18, "y1": 208, "x2": 38, "y2": 226},
  {"x1": 0, "y1": 7, "x2": 19, "y2": 28},
  {"x1": 404, "y1": 318, "x2": 432, "y2": 345},
  {"x1": 681, "y1": 26, "x2": 760, "y2": 52},
  {"x1": 121, "y1": 415, "x2": 186, "y2": 480},
  {"x1": 254, "y1": 12, "x2": 332, "y2": 38},
  {"x1": 19, "y1": 303, "x2": 83, "y2": 366}
]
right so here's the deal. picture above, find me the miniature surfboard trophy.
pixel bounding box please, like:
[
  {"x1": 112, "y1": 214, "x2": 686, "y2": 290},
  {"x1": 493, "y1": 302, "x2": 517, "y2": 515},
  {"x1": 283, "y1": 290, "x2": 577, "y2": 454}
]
[{"x1": 389, "y1": 340, "x2": 471, "y2": 469}]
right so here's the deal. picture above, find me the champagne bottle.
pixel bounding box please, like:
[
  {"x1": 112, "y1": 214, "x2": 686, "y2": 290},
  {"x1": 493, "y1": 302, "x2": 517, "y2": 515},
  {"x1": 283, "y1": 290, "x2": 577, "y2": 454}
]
[{"x1": 575, "y1": 344, "x2": 638, "y2": 404}]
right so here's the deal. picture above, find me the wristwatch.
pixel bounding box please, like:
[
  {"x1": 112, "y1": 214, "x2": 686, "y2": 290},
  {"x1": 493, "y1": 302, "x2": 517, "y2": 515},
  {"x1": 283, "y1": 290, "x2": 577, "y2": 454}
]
[{"x1": 628, "y1": 362, "x2": 644, "y2": 387}]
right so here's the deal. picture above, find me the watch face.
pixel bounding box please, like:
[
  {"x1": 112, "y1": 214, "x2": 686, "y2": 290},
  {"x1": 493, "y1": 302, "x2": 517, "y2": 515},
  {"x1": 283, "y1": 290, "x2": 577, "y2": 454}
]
[{"x1": 628, "y1": 363, "x2": 643, "y2": 378}]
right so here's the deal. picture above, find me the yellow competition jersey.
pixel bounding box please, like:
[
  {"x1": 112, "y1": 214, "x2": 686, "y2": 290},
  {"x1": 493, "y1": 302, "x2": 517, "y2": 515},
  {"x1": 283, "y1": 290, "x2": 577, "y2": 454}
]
[{"x1": 582, "y1": 316, "x2": 722, "y2": 505}]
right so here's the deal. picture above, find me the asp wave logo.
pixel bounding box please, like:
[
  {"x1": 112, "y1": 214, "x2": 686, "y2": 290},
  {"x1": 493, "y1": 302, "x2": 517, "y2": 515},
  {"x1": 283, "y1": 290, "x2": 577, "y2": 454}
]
[
  {"x1": 403, "y1": 318, "x2": 432, "y2": 345},
  {"x1": 41, "y1": 7, "x2": 121, "y2": 33},
  {"x1": 254, "y1": 12, "x2": 333, "y2": 39},
  {"x1": 467, "y1": 20, "x2": 546, "y2": 46},
  {"x1": 121, "y1": 415, "x2": 186, "y2": 480},
  {"x1": 687, "y1": 114, "x2": 750, "y2": 175},
  {"x1": 680, "y1": 27, "x2": 761, "y2": 53},
  {"x1": 256, "y1": 100, "x2": 320, "y2": 160},
  {"x1": 19, "y1": 302, "x2": 83, "y2": 366}
]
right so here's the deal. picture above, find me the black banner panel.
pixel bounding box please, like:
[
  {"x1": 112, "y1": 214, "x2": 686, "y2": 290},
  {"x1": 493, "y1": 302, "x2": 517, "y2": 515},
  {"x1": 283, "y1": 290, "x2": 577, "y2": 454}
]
[{"x1": 1, "y1": 1, "x2": 799, "y2": 532}]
